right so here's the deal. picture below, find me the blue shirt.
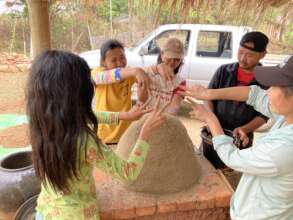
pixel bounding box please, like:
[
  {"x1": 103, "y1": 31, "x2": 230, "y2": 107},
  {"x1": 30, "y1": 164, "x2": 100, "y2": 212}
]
[{"x1": 213, "y1": 85, "x2": 293, "y2": 220}]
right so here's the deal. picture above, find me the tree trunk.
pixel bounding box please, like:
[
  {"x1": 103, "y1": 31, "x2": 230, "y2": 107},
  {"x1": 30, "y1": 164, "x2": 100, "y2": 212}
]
[
  {"x1": 278, "y1": 5, "x2": 290, "y2": 42},
  {"x1": 9, "y1": 18, "x2": 17, "y2": 53},
  {"x1": 128, "y1": 0, "x2": 133, "y2": 43},
  {"x1": 71, "y1": 15, "x2": 74, "y2": 51},
  {"x1": 72, "y1": 30, "x2": 85, "y2": 52},
  {"x1": 22, "y1": 17, "x2": 27, "y2": 56},
  {"x1": 27, "y1": 0, "x2": 51, "y2": 58},
  {"x1": 86, "y1": 21, "x2": 94, "y2": 50}
]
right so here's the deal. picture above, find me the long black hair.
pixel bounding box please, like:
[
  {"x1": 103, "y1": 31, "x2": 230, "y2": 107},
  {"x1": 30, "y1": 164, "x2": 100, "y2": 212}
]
[{"x1": 26, "y1": 50, "x2": 99, "y2": 193}]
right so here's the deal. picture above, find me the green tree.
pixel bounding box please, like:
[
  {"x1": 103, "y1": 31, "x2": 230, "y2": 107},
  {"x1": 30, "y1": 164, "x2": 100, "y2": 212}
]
[{"x1": 96, "y1": 0, "x2": 128, "y2": 19}]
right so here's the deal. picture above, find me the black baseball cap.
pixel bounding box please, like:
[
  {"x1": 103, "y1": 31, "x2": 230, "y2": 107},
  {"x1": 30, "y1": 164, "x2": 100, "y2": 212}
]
[
  {"x1": 240, "y1": 31, "x2": 269, "y2": 52},
  {"x1": 255, "y1": 55, "x2": 293, "y2": 86}
]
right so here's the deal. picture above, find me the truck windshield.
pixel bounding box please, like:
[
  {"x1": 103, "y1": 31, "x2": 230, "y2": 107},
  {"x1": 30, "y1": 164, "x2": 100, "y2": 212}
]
[{"x1": 129, "y1": 30, "x2": 155, "y2": 51}]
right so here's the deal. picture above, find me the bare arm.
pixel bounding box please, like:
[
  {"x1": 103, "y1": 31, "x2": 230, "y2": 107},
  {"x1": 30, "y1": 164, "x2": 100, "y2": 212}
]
[
  {"x1": 137, "y1": 83, "x2": 149, "y2": 103},
  {"x1": 167, "y1": 94, "x2": 183, "y2": 115},
  {"x1": 180, "y1": 85, "x2": 250, "y2": 102},
  {"x1": 240, "y1": 116, "x2": 267, "y2": 133},
  {"x1": 207, "y1": 86, "x2": 250, "y2": 101},
  {"x1": 144, "y1": 63, "x2": 175, "y2": 81},
  {"x1": 204, "y1": 100, "x2": 214, "y2": 112}
]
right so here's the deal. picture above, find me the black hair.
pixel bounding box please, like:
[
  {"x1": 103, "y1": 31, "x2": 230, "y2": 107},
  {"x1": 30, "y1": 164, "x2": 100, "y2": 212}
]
[
  {"x1": 26, "y1": 50, "x2": 100, "y2": 193},
  {"x1": 100, "y1": 39, "x2": 125, "y2": 64},
  {"x1": 240, "y1": 31, "x2": 269, "y2": 52}
]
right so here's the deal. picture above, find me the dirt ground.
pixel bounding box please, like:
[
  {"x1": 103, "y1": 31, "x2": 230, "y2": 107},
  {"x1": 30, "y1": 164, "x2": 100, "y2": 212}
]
[
  {"x1": 0, "y1": 70, "x2": 29, "y2": 148},
  {"x1": 0, "y1": 68, "x2": 205, "y2": 149},
  {"x1": 0, "y1": 71, "x2": 26, "y2": 114}
]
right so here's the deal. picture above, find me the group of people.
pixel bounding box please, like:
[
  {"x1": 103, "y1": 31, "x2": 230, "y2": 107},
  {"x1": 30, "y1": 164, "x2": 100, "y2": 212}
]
[
  {"x1": 26, "y1": 30, "x2": 293, "y2": 220},
  {"x1": 91, "y1": 37, "x2": 186, "y2": 144}
]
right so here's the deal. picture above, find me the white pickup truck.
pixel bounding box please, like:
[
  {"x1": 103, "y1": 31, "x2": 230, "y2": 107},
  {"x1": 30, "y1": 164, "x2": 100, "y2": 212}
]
[{"x1": 80, "y1": 24, "x2": 284, "y2": 86}]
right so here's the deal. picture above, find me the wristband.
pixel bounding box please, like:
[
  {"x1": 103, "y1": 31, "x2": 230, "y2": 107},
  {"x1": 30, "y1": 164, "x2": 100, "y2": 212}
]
[{"x1": 115, "y1": 68, "x2": 122, "y2": 81}]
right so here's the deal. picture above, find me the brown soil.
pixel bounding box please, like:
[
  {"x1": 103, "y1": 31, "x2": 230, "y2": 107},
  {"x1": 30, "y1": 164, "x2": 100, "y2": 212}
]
[
  {"x1": 0, "y1": 124, "x2": 29, "y2": 147},
  {"x1": 0, "y1": 57, "x2": 28, "y2": 148},
  {"x1": 0, "y1": 71, "x2": 27, "y2": 114}
]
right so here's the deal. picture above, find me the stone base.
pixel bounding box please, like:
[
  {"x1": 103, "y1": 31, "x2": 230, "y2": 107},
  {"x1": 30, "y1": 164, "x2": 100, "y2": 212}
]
[{"x1": 94, "y1": 155, "x2": 233, "y2": 220}]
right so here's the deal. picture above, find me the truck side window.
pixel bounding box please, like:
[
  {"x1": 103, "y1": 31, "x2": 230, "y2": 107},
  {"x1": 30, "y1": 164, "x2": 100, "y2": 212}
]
[
  {"x1": 143, "y1": 30, "x2": 190, "y2": 55},
  {"x1": 196, "y1": 31, "x2": 232, "y2": 58}
]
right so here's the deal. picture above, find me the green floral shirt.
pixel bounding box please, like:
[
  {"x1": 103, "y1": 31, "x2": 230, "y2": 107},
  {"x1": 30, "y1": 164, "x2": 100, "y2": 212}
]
[{"x1": 36, "y1": 112, "x2": 149, "y2": 220}]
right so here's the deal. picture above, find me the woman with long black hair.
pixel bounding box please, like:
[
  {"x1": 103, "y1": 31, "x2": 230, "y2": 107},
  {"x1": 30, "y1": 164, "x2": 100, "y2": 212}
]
[{"x1": 26, "y1": 50, "x2": 166, "y2": 220}]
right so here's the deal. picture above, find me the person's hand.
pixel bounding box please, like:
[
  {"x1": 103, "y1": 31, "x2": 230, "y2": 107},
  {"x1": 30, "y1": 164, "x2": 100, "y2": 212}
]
[
  {"x1": 189, "y1": 103, "x2": 214, "y2": 123},
  {"x1": 137, "y1": 76, "x2": 149, "y2": 102},
  {"x1": 187, "y1": 97, "x2": 215, "y2": 123},
  {"x1": 177, "y1": 84, "x2": 210, "y2": 101},
  {"x1": 134, "y1": 68, "x2": 151, "y2": 92},
  {"x1": 233, "y1": 127, "x2": 249, "y2": 147},
  {"x1": 139, "y1": 97, "x2": 169, "y2": 140},
  {"x1": 119, "y1": 99, "x2": 152, "y2": 121},
  {"x1": 156, "y1": 63, "x2": 175, "y2": 82}
]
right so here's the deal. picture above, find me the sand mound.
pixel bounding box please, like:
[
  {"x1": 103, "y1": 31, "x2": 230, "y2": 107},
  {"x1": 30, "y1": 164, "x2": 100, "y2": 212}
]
[{"x1": 116, "y1": 114, "x2": 201, "y2": 194}]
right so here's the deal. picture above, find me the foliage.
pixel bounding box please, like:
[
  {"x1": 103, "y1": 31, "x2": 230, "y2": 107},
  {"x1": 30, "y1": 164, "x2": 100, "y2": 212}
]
[
  {"x1": 0, "y1": 0, "x2": 292, "y2": 54},
  {"x1": 95, "y1": 0, "x2": 128, "y2": 19}
]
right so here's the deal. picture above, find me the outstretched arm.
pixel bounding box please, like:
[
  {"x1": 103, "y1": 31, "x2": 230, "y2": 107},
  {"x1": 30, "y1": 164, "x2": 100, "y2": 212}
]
[
  {"x1": 93, "y1": 97, "x2": 168, "y2": 182},
  {"x1": 204, "y1": 100, "x2": 214, "y2": 112},
  {"x1": 95, "y1": 101, "x2": 153, "y2": 124},
  {"x1": 180, "y1": 85, "x2": 250, "y2": 102},
  {"x1": 182, "y1": 85, "x2": 274, "y2": 119},
  {"x1": 92, "y1": 67, "x2": 150, "y2": 90},
  {"x1": 188, "y1": 100, "x2": 278, "y2": 177},
  {"x1": 167, "y1": 94, "x2": 183, "y2": 115}
]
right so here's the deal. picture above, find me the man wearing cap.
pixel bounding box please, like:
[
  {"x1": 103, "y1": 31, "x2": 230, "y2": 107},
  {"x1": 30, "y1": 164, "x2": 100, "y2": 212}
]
[
  {"x1": 204, "y1": 31, "x2": 269, "y2": 168},
  {"x1": 181, "y1": 55, "x2": 293, "y2": 220}
]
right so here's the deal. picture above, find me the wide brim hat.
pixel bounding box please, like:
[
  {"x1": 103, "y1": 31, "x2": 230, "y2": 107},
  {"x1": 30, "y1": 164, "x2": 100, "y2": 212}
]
[{"x1": 162, "y1": 38, "x2": 185, "y2": 59}]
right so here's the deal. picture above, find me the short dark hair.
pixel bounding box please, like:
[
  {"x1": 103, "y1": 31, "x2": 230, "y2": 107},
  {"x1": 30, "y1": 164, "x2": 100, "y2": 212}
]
[
  {"x1": 100, "y1": 39, "x2": 124, "y2": 63},
  {"x1": 240, "y1": 31, "x2": 269, "y2": 52}
]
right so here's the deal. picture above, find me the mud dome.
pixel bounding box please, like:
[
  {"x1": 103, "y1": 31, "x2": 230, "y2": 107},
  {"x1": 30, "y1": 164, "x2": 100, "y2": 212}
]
[{"x1": 116, "y1": 114, "x2": 201, "y2": 194}]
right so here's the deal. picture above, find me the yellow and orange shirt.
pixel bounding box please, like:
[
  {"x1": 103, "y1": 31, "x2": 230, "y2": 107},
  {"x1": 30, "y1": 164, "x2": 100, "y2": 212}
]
[{"x1": 91, "y1": 67, "x2": 135, "y2": 144}]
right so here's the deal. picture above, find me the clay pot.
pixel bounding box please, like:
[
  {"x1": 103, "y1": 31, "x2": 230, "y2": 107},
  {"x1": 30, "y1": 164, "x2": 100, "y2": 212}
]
[
  {"x1": 14, "y1": 194, "x2": 38, "y2": 220},
  {"x1": 0, "y1": 151, "x2": 40, "y2": 220}
]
